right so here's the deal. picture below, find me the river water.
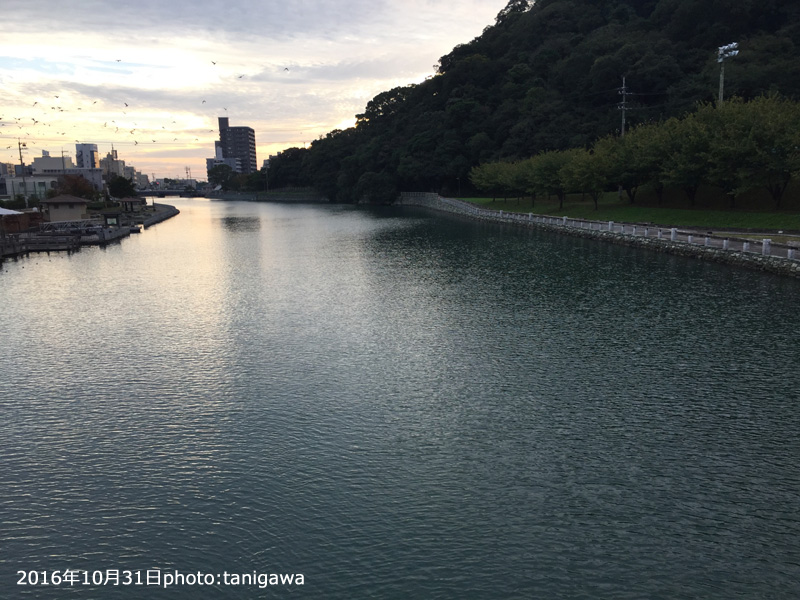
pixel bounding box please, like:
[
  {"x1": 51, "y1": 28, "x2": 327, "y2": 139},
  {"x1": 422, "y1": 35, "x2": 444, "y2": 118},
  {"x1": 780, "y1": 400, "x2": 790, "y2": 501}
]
[{"x1": 1, "y1": 198, "x2": 799, "y2": 599}]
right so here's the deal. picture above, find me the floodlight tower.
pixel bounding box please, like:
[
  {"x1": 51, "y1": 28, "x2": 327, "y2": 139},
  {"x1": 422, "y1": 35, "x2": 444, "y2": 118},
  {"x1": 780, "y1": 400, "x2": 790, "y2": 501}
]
[{"x1": 718, "y1": 42, "x2": 739, "y2": 104}]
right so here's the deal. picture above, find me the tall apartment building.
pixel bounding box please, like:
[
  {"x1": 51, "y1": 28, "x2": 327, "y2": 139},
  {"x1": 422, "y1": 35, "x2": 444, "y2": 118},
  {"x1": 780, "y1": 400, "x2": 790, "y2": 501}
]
[
  {"x1": 216, "y1": 117, "x2": 257, "y2": 174},
  {"x1": 75, "y1": 143, "x2": 100, "y2": 169},
  {"x1": 100, "y1": 149, "x2": 126, "y2": 179}
]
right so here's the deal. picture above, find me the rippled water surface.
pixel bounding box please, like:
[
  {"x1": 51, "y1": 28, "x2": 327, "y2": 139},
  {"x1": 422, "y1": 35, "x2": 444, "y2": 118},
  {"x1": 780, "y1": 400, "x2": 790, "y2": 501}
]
[{"x1": 2, "y1": 199, "x2": 799, "y2": 599}]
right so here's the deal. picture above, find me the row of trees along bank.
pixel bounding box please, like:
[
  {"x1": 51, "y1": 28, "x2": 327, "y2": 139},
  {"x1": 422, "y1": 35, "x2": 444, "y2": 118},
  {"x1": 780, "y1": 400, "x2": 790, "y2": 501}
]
[{"x1": 469, "y1": 95, "x2": 800, "y2": 210}]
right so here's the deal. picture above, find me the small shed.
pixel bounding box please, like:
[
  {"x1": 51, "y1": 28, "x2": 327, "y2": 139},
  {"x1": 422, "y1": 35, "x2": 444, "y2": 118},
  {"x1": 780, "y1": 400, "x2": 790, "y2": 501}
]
[{"x1": 40, "y1": 195, "x2": 89, "y2": 222}]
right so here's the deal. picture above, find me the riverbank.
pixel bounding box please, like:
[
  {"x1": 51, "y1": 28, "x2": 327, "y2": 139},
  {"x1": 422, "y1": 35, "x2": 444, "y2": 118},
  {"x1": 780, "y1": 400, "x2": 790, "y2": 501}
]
[
  {"x1": 208, "y1": 189, "x2": 328, "y2": 203},
  {"x1": 1, "y1": 203, "x2": 179, "y2": 263},
  {"x1": 142, "y1": 203, "x2": 180, "y2": 228},
  {"x1": 397, "y1": 193, "x2": 800, "y2": 279}
]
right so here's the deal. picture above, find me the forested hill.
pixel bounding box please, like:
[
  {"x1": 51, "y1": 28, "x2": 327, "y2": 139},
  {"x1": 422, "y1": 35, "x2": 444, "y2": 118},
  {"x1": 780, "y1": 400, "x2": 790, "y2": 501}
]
[{"x1": 267, "y1": 0, "x2": 800, "y2": 202}]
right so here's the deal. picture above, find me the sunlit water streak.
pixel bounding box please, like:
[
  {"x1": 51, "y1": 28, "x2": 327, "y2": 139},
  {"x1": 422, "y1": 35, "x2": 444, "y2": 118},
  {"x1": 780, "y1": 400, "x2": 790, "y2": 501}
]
[{"x1": 1, "y1": 198, "x2": 799, "y2": 599}]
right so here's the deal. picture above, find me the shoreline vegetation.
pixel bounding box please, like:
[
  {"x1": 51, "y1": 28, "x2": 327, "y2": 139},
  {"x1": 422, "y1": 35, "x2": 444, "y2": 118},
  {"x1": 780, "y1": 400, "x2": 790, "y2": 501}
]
[{"x1": 207, "y1": 186, "x2": 800, "y2": 235}]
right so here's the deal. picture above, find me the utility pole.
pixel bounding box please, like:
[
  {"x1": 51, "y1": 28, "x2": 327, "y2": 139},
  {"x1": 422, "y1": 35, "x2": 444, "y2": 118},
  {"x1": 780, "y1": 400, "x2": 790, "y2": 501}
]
[
  {"x1": 618, "y1": 76, "x2": 628, "y2": 137},
  {"x1": 17, "y1": 139, "x2": 28, "y2": 208}
]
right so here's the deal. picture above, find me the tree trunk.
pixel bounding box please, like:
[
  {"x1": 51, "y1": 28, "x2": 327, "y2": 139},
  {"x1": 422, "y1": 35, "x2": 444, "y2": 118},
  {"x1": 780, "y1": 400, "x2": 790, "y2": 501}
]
[
  {"x1": 655, "y1": 182, "x2": 664, "y2": 205},
  {"x1": 767, "y1": 177, "x2": 789, "y2": 209},
  {"x1": 684, "y1": 185, "x2": 697, "y2": 207}
]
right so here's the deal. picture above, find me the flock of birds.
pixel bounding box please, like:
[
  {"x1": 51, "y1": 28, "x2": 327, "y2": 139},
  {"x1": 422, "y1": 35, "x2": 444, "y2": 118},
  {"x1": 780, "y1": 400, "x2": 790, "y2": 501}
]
[{"x1": 1, "y1": 59, "x2": 294, "y2": 166}]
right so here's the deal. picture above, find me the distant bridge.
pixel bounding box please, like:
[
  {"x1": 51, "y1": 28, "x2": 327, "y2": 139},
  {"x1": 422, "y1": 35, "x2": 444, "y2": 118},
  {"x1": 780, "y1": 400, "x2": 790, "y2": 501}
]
[{"x1": 136, "y1": 190, "x2": 207, "y2": 198}]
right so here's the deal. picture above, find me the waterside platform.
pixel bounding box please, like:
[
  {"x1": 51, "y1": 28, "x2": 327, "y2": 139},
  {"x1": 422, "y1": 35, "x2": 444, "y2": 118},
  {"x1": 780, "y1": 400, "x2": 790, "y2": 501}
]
[{"x1": 1, "y1": 203, "x2": 179, "y2": 264}]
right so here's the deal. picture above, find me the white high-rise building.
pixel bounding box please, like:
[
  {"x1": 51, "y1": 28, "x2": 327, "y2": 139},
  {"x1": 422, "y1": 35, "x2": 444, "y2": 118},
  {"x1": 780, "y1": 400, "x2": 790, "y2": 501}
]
[{"x1": 75, "y1": 144, "x2": 100, "y2": 169}]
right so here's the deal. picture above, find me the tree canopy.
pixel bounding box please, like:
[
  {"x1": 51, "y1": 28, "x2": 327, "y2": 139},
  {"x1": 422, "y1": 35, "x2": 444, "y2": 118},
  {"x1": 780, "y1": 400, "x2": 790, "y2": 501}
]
[
  {"x1": 469, "y1": 95, "x2": 800, "y2": 210},
  {"x1": 49, "y1": 174, "x2": 100, "y2": 201},
  {"x1": 107, "y1": 175, "x2": 137, "y2": 199},
  {"x1": 266, "y1": 0, "x2": 800, "y2": 202}
]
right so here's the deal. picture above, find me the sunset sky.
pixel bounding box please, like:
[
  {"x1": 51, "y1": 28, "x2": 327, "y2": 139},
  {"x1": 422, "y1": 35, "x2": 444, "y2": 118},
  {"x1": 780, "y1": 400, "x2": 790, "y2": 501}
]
[{"x1": 0, "y1": 0, "x2": 509, "y2": 181}]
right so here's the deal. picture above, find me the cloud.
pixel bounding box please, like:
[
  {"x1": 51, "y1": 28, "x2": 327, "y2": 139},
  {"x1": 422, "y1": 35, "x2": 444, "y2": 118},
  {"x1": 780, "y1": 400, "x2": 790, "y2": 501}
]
[{"x1": 0, "y1": 0, "x2": 509, "y2": 176}]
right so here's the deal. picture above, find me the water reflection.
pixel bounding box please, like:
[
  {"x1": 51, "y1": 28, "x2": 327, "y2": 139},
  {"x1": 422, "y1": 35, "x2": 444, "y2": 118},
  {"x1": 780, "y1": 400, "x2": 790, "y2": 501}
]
[
  {"x1": 1, "y1": 199, "x2": 799, "y2": 599},
  {"x1": 219, "y1": 215, "x2": 261, "y2": 232}
]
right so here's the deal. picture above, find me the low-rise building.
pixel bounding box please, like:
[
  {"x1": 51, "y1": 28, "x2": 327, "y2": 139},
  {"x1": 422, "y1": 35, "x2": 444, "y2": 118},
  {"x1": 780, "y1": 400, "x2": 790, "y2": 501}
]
[
  {"x1": 39, "y1": 195, "x2": 89, "y2": 222},
  {"x1": 3, "y1": 152, "x2": 103, "y2": 200}
]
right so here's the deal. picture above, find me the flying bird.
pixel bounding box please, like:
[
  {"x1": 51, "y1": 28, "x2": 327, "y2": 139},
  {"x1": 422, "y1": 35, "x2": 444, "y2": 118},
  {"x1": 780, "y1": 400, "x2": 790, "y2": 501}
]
[
  {"x1": 202, "y1": 100, "x2": 206, "y2": 104},
  {"x1": 124, "y1": 103, "x2": 128, "y2": 107},
  {"x1": 211, "y1": 61, "x2": 216, "y2": 65}
]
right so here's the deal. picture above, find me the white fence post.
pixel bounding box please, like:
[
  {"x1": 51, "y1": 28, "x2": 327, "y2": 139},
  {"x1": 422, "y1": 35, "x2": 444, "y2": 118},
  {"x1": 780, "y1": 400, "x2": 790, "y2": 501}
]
[
  {"x1": 671, "y1": 228, "x2": 677, "y2": 241},
  {"x1": 762, "y1": 239, "x2": 771, "y2": 256},
  {"x1": 723, "y1": 239, "x2": 729, "y2": 250},
  {"x1": 789, "y1": 248, "x2": 795, "y2": 260},
  {"x1": 608, "y1": 221, "x2": 614, "y2": 232},
  {"x1": 743, "y1": 241, "x2": 750, "y2": 252}
]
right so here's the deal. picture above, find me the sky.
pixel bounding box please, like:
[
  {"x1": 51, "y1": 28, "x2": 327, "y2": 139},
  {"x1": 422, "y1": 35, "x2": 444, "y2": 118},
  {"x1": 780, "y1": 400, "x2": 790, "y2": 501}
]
[{"x1": 0, "y1": 0, "x2": 509, "y2": 182}]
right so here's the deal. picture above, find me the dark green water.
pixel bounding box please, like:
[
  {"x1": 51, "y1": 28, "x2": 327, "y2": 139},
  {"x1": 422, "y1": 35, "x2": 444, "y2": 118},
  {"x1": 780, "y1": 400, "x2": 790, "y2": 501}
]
[{"x1": 2, "y1": 199, "x2": 799, "y2": 599}]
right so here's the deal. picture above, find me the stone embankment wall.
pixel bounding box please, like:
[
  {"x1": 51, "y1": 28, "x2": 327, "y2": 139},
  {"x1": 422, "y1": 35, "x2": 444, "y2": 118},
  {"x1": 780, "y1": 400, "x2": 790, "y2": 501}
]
[
  {"x1": 397, "y1": 192, "x2": 800, "y2": 279},
  {"x1": 143, "y1": 204, "x2": 180, "y2": 228}
]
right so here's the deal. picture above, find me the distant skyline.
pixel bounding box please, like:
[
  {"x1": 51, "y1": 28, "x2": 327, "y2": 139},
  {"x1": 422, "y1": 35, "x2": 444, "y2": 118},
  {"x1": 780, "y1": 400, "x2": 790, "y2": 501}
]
[{"x1": 0, "y1": 0, "x2": 509, "y2": 180}]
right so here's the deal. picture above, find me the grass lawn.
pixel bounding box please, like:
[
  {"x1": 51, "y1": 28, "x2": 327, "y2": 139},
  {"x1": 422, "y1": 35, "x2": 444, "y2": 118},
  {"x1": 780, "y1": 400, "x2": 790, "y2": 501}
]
[{"x1": 461, "y1": 193, "x2": 800, "y2": 232}]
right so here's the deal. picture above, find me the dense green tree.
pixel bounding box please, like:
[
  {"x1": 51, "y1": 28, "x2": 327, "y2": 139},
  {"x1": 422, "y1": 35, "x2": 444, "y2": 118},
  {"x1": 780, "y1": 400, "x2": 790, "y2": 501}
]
[
  {"x1": 51, "y1": 174, "x2": 100, "y2": 201},
  {"x1": 207, "y1": 164, "x2": 235, "y2": 190},
  {"x1": 525, "y1": 150, "x2": 572, "y2": 208},
  {"x1": 658, "y1": 114, "x2": 711, "y2": 206},
  {"x1": 354, "y1": 172, "x2": 398, "y2": 204},
  {"x1": 107, "y1": 175, "x2": 137, "y2": 199},
  {"x1": 703, "y1": 95, "x2": 800, "y2": 207},
  {"x1": 560, "y1": 148, "x2": 610, "y2": 210},
  {"x1": 262, "y1": 0, "x2": 800, "y2": 202}
]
